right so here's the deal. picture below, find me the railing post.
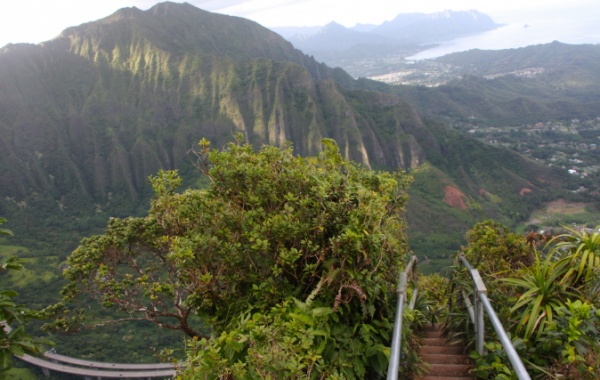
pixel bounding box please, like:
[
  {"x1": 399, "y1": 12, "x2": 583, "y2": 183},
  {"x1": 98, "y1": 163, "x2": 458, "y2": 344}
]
[
  {"x1": 459, "y1": 255, "x2": 486, "y2": 355},
  {"x1": 470, "y1": 269, "x2": 487, "y2": 355},
  {"x1": 387, "y1": 256, "x2": 417, "y2": 380},
  {"x1": 462, "y1": 290, "x2": 475, "y2": 324},
  {"x1": 476, "y1": 287, "x2": 485, "y2": 355},
  {"x1": 458, "y1": 255, "x2": 531, "y2": 380},
  {"x1": 408, "y1": 257, "x2": 418, "y2": 311},
  {"x1": 387, "y1": 272, "x2": 407, "y2": 380},
  {"x1": 472, "y1": 284, "x2": 479, "y2": 353},
  {"x1": 409, "y1": 287, "x2": 418, "y2": 311}
]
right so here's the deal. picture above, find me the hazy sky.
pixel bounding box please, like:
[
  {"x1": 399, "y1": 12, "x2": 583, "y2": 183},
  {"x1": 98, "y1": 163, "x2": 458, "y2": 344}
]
[{"x1": 0, "y1": 0, "x2": 598, "y2": 48}]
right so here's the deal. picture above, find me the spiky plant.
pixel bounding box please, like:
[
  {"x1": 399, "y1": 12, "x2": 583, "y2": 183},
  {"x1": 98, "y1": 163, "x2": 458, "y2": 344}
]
[
  {"x1": 503, "y1": 250, "x2": 578, "y2": 341},
  {"x1": 552, "y1": 226, "x2": 600, "y2": 287}
]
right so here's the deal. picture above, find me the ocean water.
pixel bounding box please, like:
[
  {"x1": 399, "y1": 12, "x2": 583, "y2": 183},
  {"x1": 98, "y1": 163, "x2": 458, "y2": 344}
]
[{"x1": 409, "y1": 14, "x2": 600, "y2": 60}]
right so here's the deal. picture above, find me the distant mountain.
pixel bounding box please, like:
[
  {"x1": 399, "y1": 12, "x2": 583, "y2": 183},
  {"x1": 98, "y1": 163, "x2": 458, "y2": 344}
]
[
  {"x1": 279, "y1": 10, "x2": 500, "y2": 60},
  {"x1": 288, "y1": 21, "x2": 392, "y2": 52},
  {"x1": 0, "y1": 1, "x2": 565, "y2": 276},
  {"x1": 350, "y1": 23, "x2": 378, "y2": 33},
  {"x1": 270, "y1": 26, "x2": 322, "y2": 40},
  {"x1": 372, "y1": 10, "x2": 500, "y2": 43}
]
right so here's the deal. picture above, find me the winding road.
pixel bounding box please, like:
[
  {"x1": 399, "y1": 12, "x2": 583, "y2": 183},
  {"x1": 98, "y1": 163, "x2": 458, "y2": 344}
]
[
  {"x1": 3, "y1": 322, "x2": 176, "y2": 378},
  {"x1": 19, "y1": 350, "x2": 177, "y2": 379}
]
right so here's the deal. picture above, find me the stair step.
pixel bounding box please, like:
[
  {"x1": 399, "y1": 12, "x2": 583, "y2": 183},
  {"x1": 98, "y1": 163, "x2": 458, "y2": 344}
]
[
  {"x1": 416, "y1": 377, "x2": 473, "y2": 380},
  {"x1": 420, "y1": 345, "x2": 466, "y2": 355},
  {"x1": 421, "y1": 323, "x2": 444, "y2": 332},
  {"x1": 422, "y1": 337, "x2": 450, "y2": 346},
  {"x1": 423, "y1": 330, "x2": 444, "y2": 338},
  {"x1": 426, "y1": 364, "x2": 472, "y2": 377},
  {"x1": 418, "y1": 323, "x2": 473, "y2": 379},
  {"x1": 421, "y1": 354, "x2": 470, "y2": 365}
]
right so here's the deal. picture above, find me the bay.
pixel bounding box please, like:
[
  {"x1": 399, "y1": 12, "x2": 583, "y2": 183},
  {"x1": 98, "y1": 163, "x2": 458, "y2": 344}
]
[{"x1": 409, "y1": 14, "x2": 600, "y2": 60}]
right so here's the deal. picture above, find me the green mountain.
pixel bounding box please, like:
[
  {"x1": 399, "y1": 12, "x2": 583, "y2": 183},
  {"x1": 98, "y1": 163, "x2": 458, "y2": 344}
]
[
  {"x1": 0, "y1": 2, "x2": 567, "y2": 281},
  {"x1": 389, "y1": 42, "x2": 600, "y2": 124}
]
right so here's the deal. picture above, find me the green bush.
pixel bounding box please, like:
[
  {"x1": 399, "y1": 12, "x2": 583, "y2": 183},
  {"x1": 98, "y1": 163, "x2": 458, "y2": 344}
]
[{"x1": 52, "y1": 137, "x2": 413, "y2": 378}]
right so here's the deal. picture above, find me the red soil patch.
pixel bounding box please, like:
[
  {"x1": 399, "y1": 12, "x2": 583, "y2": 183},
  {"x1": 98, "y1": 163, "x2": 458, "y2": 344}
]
[
  {"x1": 519, "y1": 188, "x2": 533, "y2": 196},
  {"x1": 444, "y1": 185, "x2": 468, "y2": 209}
]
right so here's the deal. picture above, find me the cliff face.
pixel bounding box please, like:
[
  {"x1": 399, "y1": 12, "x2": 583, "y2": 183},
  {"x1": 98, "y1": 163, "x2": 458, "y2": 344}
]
[{"x1": 0, "y1": 2, "x2": 429, "y2": 207}]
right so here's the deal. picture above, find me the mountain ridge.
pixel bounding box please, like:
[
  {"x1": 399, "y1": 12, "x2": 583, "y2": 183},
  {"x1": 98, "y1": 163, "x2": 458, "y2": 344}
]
[
  {"x1": 373, "y1": 10, "x2": 500, "y2": 41},
  {"x1": 278, "y1": 9, "x2": 500, "y2": 60},
  {"x1": 57, "y1": 2, "x2": 323, "y2": 69},
  {"x1": 0, "y1": 2, "x2": 566, "y2": 266},
  {"x1": 0, "y1": 3, "x2": 426, "y2": 207}
]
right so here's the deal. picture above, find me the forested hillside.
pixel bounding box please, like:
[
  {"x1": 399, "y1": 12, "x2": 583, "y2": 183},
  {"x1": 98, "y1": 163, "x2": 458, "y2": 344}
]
[
  {"x1": 0, "y1": 2, "x2": 566, "y2": 246},
  {"x1": 0, "y1": 2, "x2": 574, "y2": 363},
  {"x1": 353, "y1": 42, "x2": 600, "y2": 124}
]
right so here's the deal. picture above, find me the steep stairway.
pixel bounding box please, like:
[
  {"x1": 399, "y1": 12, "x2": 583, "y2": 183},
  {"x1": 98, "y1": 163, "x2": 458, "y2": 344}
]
[{"x1": 415, "y1": 323, "x2": 473, "y2": 380}]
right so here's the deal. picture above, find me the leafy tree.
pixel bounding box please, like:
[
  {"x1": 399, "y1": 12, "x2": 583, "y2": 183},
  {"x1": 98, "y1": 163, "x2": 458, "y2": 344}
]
[
  {"x1": 449, "y1": 220, "x2": 536, "y2": 327},
  {"x1": 1, "y1": 218, "x2": 53, "y2": 376},
  {"x1": 460, "y1": 220, "x2": 535, "y2": 278},
  {"x1": 49, "y1": 138, "x2": 412, "y2": 377}
]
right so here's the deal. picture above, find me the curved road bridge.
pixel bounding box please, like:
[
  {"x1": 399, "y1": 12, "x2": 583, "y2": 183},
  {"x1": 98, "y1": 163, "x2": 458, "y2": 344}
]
[{"x1": 19, "y1": 350, "x2": 176, "y2": 379}]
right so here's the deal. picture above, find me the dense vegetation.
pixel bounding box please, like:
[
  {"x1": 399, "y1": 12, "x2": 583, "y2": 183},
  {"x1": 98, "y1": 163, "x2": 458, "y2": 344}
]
[
  {"x1": 452, "y1": 117, "x2": 600, "y2": 206},
  {"x1": 447, "y1": 221, "x2": 600, "y2": 379},
  {"x1": 46, "y1": 137, "x2": 412, "y2": 378},
  {"x1": 0, "y1": 219, "x2": 52, "y2": 377},
  {"x1": 0, "y1": 1, "x2": 596, "y2": 369}
]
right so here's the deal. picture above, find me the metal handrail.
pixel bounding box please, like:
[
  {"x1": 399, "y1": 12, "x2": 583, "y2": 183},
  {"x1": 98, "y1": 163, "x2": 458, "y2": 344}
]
[
  {"x1": 386, "y1": 255, "x2": 417, "y2": 380},
  {"x1": 458, "y1": 254, "x2": 531, "y2": 380}
]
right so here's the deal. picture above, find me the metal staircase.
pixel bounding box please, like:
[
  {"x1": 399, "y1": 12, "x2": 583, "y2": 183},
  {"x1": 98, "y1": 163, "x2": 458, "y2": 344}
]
[
  {"x1": 386, "y1": 255, "x2": 532, "y2": 380},
  {"x1": 416, "y1": 323, "x2": 472, "y2": 380}
]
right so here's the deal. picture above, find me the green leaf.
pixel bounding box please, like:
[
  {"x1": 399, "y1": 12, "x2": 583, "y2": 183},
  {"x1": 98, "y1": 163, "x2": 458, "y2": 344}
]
[
  {"x1": 8, "y1": 344, "x2": 25, "y2": 357},
  {"x1": 311, "y1": 307, "x2": 332, "y2": 317}
]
